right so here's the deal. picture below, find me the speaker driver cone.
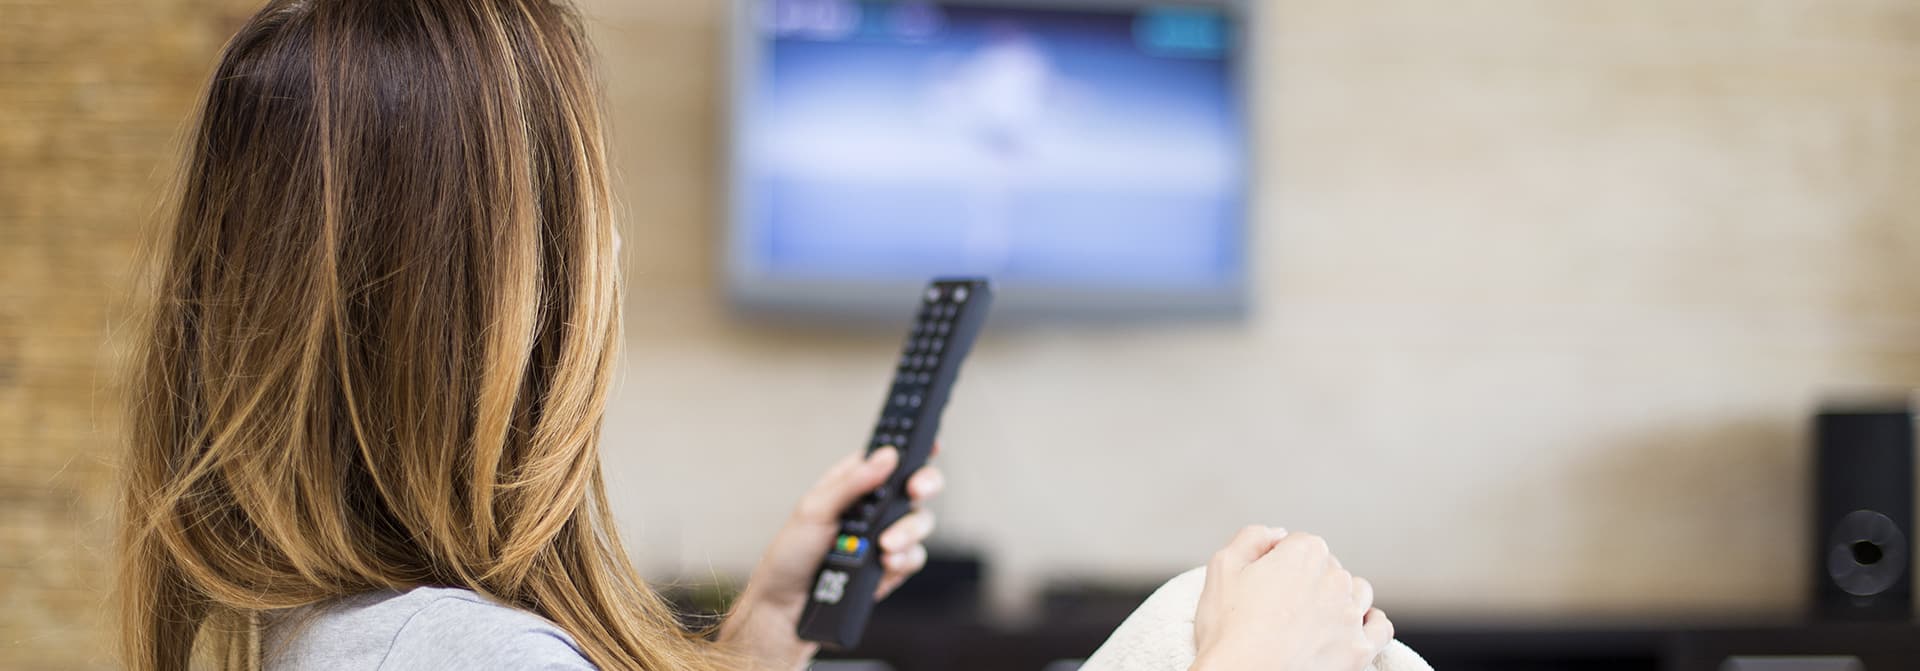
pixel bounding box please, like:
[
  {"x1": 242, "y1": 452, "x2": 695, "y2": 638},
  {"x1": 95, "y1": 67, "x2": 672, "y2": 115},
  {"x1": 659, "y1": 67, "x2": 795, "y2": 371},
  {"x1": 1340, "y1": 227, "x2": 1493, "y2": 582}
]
[{"x1": 1826, "y1": 509, "x2": 1909, "y2": 597}]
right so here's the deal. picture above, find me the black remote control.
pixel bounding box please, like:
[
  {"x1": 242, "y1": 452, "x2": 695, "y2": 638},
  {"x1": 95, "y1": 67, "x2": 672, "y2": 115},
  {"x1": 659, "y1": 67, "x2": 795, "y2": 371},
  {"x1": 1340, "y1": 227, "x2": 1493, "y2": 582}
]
[{"x1": 796, "y1": 278, "x2": 993, "y2": 649}]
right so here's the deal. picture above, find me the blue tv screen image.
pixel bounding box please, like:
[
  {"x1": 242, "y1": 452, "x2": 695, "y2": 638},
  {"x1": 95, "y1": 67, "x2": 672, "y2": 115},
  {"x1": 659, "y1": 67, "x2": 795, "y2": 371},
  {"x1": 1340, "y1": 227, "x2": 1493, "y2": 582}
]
[{"x1": 736, "y1": 0, "x2": 1247, "y2": 301}]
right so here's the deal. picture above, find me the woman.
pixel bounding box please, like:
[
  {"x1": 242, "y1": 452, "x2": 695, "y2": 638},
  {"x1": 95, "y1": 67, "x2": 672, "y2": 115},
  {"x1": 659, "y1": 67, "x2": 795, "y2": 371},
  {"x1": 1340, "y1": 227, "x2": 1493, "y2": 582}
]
[{"x1": 118, "y1": 0, "x2": 1394, "y2": 669}]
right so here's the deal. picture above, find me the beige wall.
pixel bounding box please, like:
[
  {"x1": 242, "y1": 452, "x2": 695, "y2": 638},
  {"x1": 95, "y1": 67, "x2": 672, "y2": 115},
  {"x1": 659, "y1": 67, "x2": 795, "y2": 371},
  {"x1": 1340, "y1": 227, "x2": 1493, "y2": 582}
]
[
  {"x1": 2, "y1": 0, "x2": 258, "y2": 668},
  {"x1": 581, "y1": 0, "x2": 1920, "y2": 619},
  {"x1": 2, "y1": 0, "x2": 1919, "y2": 668}
]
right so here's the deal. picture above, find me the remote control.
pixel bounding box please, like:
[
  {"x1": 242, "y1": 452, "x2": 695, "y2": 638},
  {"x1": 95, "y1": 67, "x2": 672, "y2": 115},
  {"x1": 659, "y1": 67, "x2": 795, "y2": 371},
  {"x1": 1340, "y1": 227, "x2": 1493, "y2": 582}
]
[{"x1": 796, "y1": 278, "x2": 994, "y2": 649}]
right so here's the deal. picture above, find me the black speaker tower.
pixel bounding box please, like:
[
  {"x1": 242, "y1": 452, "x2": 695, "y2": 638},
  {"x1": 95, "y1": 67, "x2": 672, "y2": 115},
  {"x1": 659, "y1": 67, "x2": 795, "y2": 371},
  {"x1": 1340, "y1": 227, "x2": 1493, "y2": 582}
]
[{"x1": 1813, "y1": 402, "x2": 1915, "y2": 621}]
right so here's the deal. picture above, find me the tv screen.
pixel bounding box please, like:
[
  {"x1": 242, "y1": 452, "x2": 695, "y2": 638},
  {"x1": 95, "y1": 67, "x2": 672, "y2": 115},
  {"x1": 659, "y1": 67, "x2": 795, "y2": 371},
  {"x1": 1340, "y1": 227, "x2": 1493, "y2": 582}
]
[{"x1": 728, "y1": 0, "x2": 1249, "y2": 318}]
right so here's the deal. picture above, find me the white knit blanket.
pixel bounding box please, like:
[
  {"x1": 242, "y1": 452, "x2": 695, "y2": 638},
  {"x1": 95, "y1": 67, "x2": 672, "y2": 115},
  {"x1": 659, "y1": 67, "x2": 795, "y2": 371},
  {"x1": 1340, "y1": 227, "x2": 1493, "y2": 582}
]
[{"x1": 1079, "y1": 568, "x2": 1431, "y2": 671}]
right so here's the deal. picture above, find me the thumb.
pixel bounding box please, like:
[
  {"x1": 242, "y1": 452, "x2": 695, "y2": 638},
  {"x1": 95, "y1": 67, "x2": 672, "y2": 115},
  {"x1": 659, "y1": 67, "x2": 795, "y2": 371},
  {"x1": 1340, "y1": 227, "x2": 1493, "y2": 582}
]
[
  {"x1": 797, "y1": 448, "x2": 899, "y2": 521},
  {"x1": 1210, "y1": 525, "x2": 1288, "y2": 572}
]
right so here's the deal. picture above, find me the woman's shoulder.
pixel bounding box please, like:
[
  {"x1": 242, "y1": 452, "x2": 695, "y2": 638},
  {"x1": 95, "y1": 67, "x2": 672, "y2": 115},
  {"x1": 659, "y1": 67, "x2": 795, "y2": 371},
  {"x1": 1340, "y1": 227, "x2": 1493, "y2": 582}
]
[{"x1": 266, "y1": 586, "x2": 597, "y2": 671}]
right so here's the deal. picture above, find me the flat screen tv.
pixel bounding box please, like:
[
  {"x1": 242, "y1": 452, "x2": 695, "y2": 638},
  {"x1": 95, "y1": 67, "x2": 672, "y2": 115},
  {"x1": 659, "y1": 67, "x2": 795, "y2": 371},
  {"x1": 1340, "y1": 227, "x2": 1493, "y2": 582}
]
[{"x1": 727, "y1": 0, "x2": 1250, "y2": 319}]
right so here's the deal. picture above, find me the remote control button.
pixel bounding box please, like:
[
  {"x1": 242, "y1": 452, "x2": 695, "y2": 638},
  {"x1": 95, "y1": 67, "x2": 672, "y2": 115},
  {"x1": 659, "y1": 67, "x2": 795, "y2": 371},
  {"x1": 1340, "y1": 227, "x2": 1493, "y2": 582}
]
[
  {"x1": 892, "y1": 393, "x2": 907, "y2": 406},
  {"x1": 936, "y1": 322, "x2": 951, "y2": 335},
  {"x1": 954, "y1": 286, "x2": 968, "y2": 302},
  {"x1": 916, "y1": 372, "x2": 932, "y2": 384},
  {"x1": 899, "y1": 417, "x2": 914, "y2": 430},
  {"x1": 830, "y1": 534, "x2": 870, "y2": 562},
  {"x1": 813, "y1": 569, "x2": 850, "y2": 604},
  {"x1": 908, "y1": 394, "x2": 922, "y2": 408},
  {"x1": 926, "y1": 287, "x2": 941, "y2": 303}
]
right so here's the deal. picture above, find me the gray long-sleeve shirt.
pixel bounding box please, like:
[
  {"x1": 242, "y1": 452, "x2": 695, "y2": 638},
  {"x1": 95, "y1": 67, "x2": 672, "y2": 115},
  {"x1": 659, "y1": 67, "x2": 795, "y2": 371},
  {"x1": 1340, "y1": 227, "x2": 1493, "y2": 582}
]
[{"x1": 266, "y1": 587, "x2": 597, "y2": 670}]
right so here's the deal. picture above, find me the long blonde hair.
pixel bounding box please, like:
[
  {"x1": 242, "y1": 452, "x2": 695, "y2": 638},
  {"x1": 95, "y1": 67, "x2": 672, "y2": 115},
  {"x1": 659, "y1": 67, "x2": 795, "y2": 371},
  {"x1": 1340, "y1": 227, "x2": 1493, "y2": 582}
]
[{"x1": 119, "y1": 1, "x2": 728, "y2": 669}]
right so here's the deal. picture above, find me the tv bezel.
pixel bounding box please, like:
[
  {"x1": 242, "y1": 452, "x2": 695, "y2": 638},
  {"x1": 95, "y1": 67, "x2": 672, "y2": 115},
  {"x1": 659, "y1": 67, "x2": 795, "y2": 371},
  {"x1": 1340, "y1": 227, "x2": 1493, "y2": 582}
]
[{"x1": 722, "y1": 0, "x2": 1257, "y2": 321}]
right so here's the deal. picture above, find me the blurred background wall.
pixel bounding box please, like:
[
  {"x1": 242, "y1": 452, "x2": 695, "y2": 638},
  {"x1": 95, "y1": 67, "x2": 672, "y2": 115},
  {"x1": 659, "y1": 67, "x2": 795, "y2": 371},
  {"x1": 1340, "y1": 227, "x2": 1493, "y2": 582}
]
[
  {"x1": 3, "y1": 0, "x2": 263, "y2": 668},
  {"x1": 3, "y1": 0, "x2": 1919, "y2": 668},
  {"x1": 588, "y1": 0, "x2": 1920, "y2": 618}
]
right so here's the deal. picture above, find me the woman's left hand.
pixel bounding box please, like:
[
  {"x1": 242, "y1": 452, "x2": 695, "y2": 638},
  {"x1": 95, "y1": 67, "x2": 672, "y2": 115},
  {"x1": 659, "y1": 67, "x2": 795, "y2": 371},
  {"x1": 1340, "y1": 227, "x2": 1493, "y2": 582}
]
[{"x1": 719, "y1": 445, "x2": 945, "y2": 669}]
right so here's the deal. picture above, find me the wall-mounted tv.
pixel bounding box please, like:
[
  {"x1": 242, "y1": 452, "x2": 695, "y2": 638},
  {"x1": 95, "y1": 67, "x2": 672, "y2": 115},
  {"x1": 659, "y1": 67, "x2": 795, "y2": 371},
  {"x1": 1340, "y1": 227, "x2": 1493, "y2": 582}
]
[{"x1": 727, "y1": 0, "x2": 1251, "y2": 319}]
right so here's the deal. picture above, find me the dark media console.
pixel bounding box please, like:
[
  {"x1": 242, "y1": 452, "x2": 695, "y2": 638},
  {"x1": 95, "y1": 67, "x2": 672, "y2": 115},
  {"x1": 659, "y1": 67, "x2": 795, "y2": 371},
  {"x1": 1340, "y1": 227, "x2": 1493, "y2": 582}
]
[{"x1": 814, "y1": 613, "x2": 1920, "y2": 671}]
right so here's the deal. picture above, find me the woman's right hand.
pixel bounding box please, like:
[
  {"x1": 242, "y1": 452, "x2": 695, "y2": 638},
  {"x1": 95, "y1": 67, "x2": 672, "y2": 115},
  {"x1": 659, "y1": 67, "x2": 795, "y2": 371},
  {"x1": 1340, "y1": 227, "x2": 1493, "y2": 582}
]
[{"x1": 1191, "y1": 526, "x2": 1394, "y2": 671}]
